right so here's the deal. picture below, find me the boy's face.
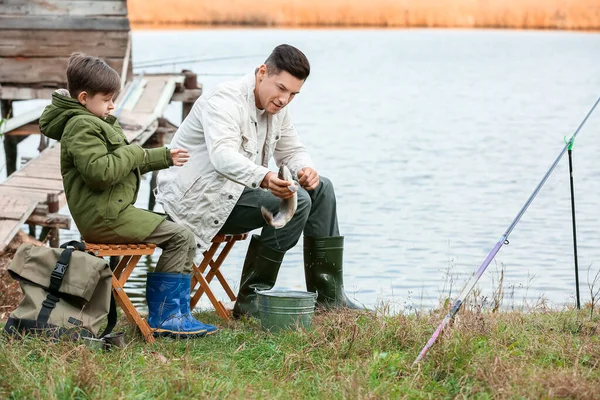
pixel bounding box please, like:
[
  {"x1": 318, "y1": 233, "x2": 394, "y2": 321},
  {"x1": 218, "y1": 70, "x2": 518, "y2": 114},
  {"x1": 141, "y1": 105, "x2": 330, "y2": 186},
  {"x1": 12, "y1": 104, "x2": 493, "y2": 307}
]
[
  {"x1": 255, "y1": 65, "x2": 304, "y2": 114},
  {"x1": 77, "y1": 91, "x2": 116, "y2": 119}
]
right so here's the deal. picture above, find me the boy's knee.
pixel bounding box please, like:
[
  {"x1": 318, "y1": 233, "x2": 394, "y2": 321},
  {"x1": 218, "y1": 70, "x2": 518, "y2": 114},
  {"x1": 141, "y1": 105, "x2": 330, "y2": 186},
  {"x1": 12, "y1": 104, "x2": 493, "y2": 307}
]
[{"x1": 179, "y1": 227, "x2": 197, "y2": 251}]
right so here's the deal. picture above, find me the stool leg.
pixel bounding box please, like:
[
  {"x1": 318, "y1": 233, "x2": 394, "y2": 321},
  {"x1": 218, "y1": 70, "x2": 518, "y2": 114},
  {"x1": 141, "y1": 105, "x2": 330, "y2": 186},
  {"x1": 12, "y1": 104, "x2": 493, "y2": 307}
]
[
  {"x1": 112, "y1": 254, "x2": 154, "y2": 343},
  {"x1": 191, "y1": 242, "x2": 219, "y2": 289},
  {"x1": 193, "y1": 271, "x2": 231, "y2": 320},
  {"x1": 112, "y1": 276, "x2": 155, "y2": 343}
]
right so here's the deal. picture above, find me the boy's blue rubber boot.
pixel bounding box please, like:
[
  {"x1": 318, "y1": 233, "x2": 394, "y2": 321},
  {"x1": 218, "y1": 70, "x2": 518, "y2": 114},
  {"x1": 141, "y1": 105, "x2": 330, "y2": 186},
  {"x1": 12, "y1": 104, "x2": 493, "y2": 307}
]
[
  {"x1": 146, "y1": 272, "x2": 217, "y2": 338},
  {"x1": 179, "y1": 274, "x2": 218, "y2": 335}
]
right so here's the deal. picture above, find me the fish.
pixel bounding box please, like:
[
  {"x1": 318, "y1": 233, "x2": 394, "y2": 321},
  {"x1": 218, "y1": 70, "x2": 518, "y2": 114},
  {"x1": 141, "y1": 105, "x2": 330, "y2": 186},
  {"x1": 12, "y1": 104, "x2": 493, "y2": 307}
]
[{"x1": 261, "y1": 165, "x2": 299, "y2": 229}]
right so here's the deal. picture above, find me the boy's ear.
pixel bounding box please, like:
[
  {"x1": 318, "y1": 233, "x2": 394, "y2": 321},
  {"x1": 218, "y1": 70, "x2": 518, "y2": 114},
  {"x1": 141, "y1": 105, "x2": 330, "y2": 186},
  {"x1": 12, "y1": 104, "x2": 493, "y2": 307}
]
[{"x1": 77, "y1": 91, "x2": 88, "y2": 105}]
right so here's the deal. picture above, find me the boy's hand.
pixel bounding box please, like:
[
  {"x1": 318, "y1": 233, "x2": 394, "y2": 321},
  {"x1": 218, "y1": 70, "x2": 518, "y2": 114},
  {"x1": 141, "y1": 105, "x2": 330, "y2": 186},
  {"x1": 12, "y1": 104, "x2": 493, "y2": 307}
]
[{"x1": 170, "y1": 148, "x2": 190, "y2": 166}]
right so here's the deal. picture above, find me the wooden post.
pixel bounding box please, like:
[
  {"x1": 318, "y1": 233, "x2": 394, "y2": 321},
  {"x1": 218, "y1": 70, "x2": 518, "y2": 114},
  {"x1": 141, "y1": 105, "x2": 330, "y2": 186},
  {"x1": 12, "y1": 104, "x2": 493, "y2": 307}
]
[
  {"x1": 181, "y1": 70, "x2": 198, "y2": 121},
  {"x1": 47, "y1": 193, "x2": 60, "y2": 247},
  {"x1": 1, "y1": 100, "x2": 28, "y2": 177}
]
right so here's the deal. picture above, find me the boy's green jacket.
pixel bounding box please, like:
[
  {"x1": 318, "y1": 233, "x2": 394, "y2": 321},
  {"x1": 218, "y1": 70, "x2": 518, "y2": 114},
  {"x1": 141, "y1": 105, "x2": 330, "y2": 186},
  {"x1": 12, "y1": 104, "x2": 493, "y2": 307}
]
[{"x1": 39, "y1": 92, "x2": 173, "y2": 243}]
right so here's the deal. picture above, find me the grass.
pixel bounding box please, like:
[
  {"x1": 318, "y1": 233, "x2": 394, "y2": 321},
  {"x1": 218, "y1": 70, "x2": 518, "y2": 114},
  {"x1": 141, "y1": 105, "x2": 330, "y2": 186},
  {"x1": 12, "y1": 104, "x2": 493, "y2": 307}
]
[
  {"x1": 128, "y1": 0, "x2": 600, "y2": 30},
  {"x1": 1, "y1": 305, "x2": 600, "y2": 399}
]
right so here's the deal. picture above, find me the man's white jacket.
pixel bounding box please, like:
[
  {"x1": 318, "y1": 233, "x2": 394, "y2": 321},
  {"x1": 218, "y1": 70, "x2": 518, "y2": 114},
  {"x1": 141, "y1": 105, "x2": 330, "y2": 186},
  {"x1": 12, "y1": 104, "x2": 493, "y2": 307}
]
[{"x1": 156, "y1": 72, "x2": 313, "y2": 250}]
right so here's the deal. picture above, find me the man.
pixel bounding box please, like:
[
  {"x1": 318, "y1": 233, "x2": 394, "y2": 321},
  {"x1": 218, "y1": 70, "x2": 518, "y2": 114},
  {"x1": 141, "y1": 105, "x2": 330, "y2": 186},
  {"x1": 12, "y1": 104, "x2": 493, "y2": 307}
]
[{"x1": 156, "y1": 44, "x2": 360, "y2": 318}]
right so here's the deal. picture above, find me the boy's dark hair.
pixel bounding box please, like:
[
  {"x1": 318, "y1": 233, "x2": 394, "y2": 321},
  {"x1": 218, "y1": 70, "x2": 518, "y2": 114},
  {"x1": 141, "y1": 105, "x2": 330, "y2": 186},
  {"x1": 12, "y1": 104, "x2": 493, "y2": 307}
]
[
  {"x1": 264, "y1": 44, "x2": 310, "y2": 81},
  {"x1": 66, "y1": 52, "x2": 121, "y2": 98}
]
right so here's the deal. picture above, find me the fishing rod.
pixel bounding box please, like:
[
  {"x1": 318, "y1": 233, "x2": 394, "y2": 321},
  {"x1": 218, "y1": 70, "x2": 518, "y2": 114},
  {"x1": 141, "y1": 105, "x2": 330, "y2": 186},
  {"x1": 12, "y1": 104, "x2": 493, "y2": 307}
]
[
  {"x1": 413, "y1": 95, "x2": 600, "y2": 366},
  {"x1": 566, "y1": 138, "x2": 581, "y2": 309},
  {"x1": 134, "y1": 54, "x2": 263, "y2": 69}
]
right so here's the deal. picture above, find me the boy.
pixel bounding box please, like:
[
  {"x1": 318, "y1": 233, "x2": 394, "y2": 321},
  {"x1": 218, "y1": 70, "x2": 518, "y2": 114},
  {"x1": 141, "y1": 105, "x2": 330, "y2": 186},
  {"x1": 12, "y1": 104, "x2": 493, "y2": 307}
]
[{"x1": 39, "y1": 53, "x2": 216, "y2": 338}]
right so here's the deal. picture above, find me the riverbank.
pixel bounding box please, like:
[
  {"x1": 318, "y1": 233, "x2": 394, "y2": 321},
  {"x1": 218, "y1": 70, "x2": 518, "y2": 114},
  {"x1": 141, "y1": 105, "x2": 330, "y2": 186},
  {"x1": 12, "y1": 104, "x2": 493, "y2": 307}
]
[
  {"x1": 1, "y1": 303, "x2": 599, "y2": 397},
  {"x1": 128, "y1": 0, "x2": 600, "y2": 30}
]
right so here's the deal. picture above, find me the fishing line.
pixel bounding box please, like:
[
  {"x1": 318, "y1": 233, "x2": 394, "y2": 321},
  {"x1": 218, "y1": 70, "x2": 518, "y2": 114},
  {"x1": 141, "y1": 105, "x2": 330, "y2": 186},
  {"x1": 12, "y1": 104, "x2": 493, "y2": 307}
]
[{"x1": 413, "y1": 95, "x2": 600, "y2": 366}]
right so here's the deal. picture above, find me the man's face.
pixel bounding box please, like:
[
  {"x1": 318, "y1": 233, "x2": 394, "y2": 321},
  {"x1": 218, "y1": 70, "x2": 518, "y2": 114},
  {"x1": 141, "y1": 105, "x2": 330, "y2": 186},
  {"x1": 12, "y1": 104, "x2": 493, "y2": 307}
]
[
  {"x1": 255, "y1": 65, "x2": 304, "y2": 114},
  {"x1": 79, "y1": 91, "x2": 116, "y2": 119}
]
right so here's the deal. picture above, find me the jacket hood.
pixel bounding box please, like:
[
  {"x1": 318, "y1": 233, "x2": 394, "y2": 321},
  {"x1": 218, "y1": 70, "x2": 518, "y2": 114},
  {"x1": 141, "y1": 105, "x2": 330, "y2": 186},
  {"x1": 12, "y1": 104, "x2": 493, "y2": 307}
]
[{"x1": 39, "y1": 91, "x2": 96, "y2": 140}]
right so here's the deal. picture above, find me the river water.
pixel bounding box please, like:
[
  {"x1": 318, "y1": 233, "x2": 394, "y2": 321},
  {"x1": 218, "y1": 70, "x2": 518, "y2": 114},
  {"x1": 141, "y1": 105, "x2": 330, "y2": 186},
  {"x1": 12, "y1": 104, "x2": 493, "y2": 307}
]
[{"x1": 4, "y1": 28, "x2": 600, "y2": 313}]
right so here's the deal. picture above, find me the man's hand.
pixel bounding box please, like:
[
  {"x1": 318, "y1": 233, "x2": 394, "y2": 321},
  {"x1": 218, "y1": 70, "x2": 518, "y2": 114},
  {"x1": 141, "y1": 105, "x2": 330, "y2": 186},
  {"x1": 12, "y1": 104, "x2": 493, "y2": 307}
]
[
  {"x1": 170, "y1": 148, "x2": 190, "y2": 167},
  {"x1": 297, "y1": 167, "x2": 319, "y2": 191},
  {"x1": 261, "y1": 171, "x2": 295, "y2": 199}
]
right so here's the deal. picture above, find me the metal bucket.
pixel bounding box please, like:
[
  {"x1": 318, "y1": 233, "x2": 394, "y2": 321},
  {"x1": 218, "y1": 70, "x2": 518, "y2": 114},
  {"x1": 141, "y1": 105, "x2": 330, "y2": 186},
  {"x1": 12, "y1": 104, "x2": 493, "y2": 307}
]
[{"x1": 257, "y1": 290, "x2": 317, "y2": 332}]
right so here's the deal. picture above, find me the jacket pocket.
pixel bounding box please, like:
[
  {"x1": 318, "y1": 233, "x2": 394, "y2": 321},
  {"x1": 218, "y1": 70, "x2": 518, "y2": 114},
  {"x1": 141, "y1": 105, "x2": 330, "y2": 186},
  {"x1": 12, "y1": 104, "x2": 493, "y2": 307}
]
[
  {"x1": 104, "y1": 184, "x2": 124, "y2": 220},
  {"x1": 241, "y1": 132, "x2": 257, "y2": 158},
  {"x1": 106, "y1": 132, "x2": 125, "y2": 152}
]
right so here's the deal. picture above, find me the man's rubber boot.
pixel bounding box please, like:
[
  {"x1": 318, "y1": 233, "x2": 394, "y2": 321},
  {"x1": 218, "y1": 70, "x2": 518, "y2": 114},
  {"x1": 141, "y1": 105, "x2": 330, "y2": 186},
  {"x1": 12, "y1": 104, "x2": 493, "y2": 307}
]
[
  {"x1": 146, "y1": 272, "x2": 217, "y2": 337},
  {"x1": 232, "y1": 235, "x2": 284, "y2": 319},
  {"x1": 303, "y1": 236, "x2": 363, "y2": 310}
]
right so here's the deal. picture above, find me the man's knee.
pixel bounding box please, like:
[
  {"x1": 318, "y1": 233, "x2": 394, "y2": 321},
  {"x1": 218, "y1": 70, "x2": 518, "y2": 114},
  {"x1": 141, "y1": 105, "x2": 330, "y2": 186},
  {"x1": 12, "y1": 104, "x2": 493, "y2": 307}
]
[
  {"x1": 296, "y1": 188, "x2": 312, "y2": 217},
  {"x1": 318, "y1": 176, "x2": 336, "y2": 198}
]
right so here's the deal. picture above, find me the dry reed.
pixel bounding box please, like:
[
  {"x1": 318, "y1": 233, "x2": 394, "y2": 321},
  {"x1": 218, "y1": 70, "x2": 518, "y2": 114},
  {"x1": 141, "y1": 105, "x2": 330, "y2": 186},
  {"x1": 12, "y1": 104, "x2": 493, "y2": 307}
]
[{"x1": 128, "y1": 0, "x2": 600, "y2": 30}]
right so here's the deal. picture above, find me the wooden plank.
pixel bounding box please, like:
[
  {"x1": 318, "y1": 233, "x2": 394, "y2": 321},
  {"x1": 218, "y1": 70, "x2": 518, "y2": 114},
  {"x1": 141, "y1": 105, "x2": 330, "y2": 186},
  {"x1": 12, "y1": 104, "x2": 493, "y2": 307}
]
[
  {"x1": 151, "y1": 76, "x2": 182, "y2": 117},
  {"x1": 3, "y1": 176, "x2": 65, "y2": 192},
  {"x1": 0, "y1": 30, "x2": 129, "y2": 57},
  {"x1": 3, "y1": 106, "x2": 45, "y2": 133},
  {"x1": 0, "y1": 187, "x2": 59, "y2": 203},
  {"x1": 0, "y1": 16, "x2": 130, "y2": 31},
  {"x1": 0, "y1": 86, "x2": 55, "y2": 100},
  {"x1": 0, "y1": 1, "x2": 128, "y2": 17},
  {"x1": 17, "y1": 168, "x2": 62, "y2": 180},
  {"x1": 0, "y1": 188, "x2": 66, "y2": 209},
  {"x1": 117, "y1": 109, "x2": 153, "y2": 134},
  {"x1": 0, "y1": 57, "x2": 124, "y2": 85},
  {"x1": 0, "y1": 195, "x2": 38, "y2": 220},
  {"x1": 0, "y1": 221, "x2": 20, "y2": 251},
  {"x1": 133, "y1": 77, "x2": 168, "y2": 114},
  {"x1": 129, "y1": 119, "x2": 158, "y2": 144},
  {"x1": 0, "y1": 196, "x2": 39, "y2": 251}
]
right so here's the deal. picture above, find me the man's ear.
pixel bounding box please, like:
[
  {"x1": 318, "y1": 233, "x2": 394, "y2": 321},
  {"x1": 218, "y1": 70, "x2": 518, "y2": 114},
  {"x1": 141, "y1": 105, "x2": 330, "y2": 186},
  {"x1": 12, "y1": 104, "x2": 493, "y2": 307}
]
[
  {"x1": 77, "y1": 91, "x2": 88, "y2": 105},
  {"x1": 257, "y1": 64, "x2": 267, "y2": 79}
]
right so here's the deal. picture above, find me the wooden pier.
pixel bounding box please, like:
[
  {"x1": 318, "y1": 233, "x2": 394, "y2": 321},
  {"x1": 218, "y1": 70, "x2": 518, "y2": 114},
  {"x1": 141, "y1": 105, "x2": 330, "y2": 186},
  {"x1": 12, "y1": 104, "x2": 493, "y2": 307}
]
[{"x1": 0, "y1": 1, "x2": 202, "y2": 252}]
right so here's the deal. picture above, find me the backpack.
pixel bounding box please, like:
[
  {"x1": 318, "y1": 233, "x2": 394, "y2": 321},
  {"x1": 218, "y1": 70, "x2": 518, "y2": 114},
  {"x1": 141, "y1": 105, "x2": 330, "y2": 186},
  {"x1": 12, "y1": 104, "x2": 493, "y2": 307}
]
[{"x1": 3, "y1": 241, "x2": 116, "y2": 339}]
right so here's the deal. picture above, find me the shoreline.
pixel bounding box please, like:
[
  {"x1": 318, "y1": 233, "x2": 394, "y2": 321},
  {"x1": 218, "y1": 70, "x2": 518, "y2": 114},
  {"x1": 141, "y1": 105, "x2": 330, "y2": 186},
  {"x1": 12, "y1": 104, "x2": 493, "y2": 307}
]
[{"x1": 130, "y1": 22, "x2": 600, "y2": 32}]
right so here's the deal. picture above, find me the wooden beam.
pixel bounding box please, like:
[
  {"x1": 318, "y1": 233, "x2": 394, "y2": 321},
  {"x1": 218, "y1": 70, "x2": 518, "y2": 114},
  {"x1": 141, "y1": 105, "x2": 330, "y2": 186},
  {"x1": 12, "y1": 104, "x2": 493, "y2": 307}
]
[
  {"x1": 26, "y1": 213, "x2": 71, "y2": 230},
  {"x1": 0, "y1": 1, "x2": 128, "y2": 17},
  {"x1": 0, "y1": 16, "x2": 130, "y2": 31},
  {"x1": 171, "y1": 88, "x2": 203, "y2": 103},
  {"x1": 0, "y1": 30, "x2": 129, "y2": 57},
  {"x1": 0, "y1": 57, "x2": 124, "y2": 85},
  {"x1": 4, "y1": 123, "x2": 40, "y2": 136}
]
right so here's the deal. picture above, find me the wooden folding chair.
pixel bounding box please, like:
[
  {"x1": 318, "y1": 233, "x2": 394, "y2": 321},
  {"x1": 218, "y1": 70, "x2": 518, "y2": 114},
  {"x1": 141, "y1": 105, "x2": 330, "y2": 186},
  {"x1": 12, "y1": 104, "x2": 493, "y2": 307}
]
[
  {"x1": 190, "y1": 233, "x2": 248, "y2": 320},
  {"x1": 85, "y1": 242, "x2": 157, "y2": 343}
]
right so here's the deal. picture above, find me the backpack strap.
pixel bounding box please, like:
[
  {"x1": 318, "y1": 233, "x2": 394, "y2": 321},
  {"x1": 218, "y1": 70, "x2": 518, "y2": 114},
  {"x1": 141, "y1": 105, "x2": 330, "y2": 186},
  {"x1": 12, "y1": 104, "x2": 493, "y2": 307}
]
[
  {"x1": 36, "y1": 245, "x2": 75, "y2": 325},
  {"x1": 98, "y1": 293, "x2": 117, "y2": 338}
]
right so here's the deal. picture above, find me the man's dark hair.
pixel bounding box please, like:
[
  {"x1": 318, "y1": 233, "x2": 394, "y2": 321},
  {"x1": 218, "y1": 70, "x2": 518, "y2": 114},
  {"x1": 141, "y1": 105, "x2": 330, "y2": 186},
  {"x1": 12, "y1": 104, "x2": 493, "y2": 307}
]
[
  {"x1": 66, "y1": 52, "x2": 121, "y2": 98},
  {"x1": 264, "y1": 44, "x2": 310, "y2": 81}
]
